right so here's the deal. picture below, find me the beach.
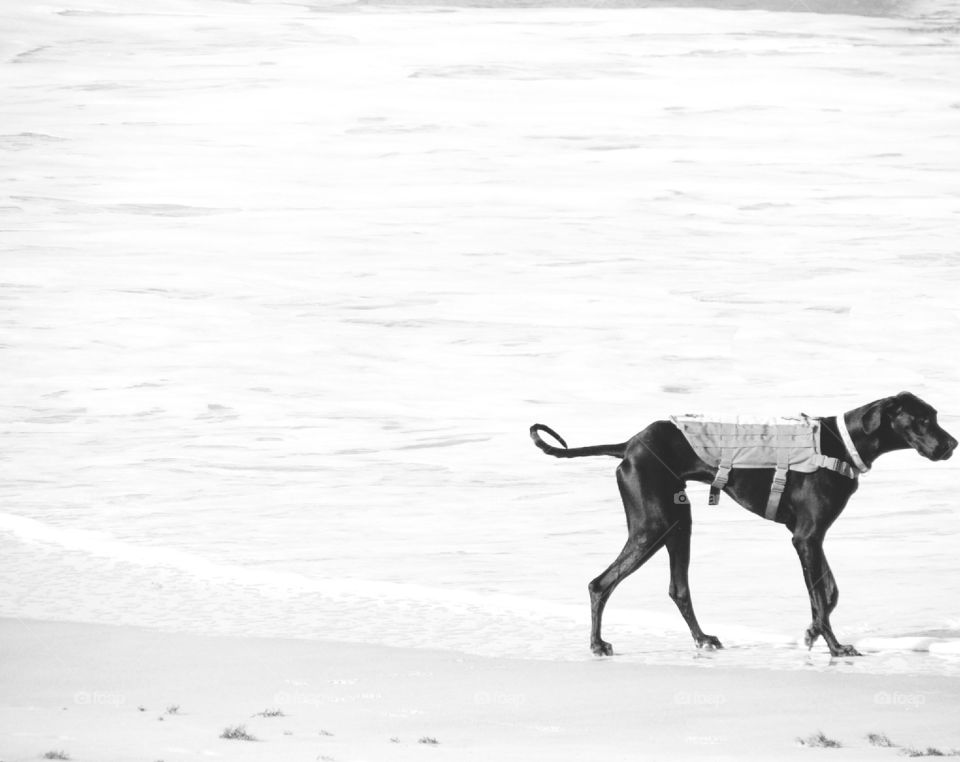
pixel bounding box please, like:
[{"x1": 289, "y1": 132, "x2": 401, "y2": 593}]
[
  {"x1": 3, "y1": 618, "x2": 960, "y2": 761},
  {"x1": 2, "y1": 0, "x2": 960, "y2": 757}
]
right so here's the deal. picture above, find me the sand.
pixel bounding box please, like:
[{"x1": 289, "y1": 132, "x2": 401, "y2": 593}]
[{"x1": 1, "y1": 617, "x2": 958, "y2": 761}]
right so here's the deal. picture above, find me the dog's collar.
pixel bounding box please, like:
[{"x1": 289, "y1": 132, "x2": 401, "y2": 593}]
[{"x1": 837, "y1": 413, "x2": 870, "y2": 474}]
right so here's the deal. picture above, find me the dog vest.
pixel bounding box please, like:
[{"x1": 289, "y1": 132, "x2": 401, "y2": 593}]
[{"x1": 669, "y1": 414, "x2": 859, "y2": 520}]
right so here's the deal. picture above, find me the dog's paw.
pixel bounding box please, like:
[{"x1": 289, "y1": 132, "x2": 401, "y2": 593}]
[
  {"x1": 696, "y1": 634, "x2": 724, "y2": 650},
  {"x1": 830, "y1": 644, "x2": 862, "y2": 657},
  {"x1": 591, "y1": 640, "x2": 614, "y2": 656},
  {"x1": 804, "y1": 627, "x2": 821, "y2": 649}
]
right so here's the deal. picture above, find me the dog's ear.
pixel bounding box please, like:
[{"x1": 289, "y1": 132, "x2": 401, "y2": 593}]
[
  {"x1": 869, "y1": 392, "x2": 916, "y2": 432},
  {"x1": 862, "y1": 394, "x2": 909, "y2": 434},
  {"x1": 861, "y1": 400, "x2": 887, "y2": 434}
]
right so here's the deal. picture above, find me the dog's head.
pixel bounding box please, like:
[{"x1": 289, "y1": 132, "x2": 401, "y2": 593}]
[{"x1": 868, "y1": 392, "x2": 957, "y2": 461}]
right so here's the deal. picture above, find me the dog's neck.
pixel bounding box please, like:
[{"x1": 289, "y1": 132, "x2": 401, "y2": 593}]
[{"x1": 841, "y1": 399, "x2": 909, "y2": 468}]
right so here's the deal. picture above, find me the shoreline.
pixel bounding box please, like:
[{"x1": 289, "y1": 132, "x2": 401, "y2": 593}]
[
  {"x1": 3, "y1": 617, "x2": 959, "y2": 761},
  {"x1": 352, "y1": 0, "x2": 917, "y2": 18}
]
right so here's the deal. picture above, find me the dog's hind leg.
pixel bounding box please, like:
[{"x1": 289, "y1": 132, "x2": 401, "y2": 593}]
[
  {"x1": 664, "y1": 496, "x2": 723, "y2": 650},
  {"x1": 587, "y1": 460, "x2": 677, "y2": 656},
  {"x1": 588, "y1": 536, "x2": 663, "y2": 656}
]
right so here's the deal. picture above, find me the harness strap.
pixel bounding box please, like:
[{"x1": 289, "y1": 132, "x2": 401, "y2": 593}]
[
  {"x1": 815, "y1": 455, "x2": 857, "y2": 480},
  {"x1": 765, "y1": 434, "x2": 790, "y2": 521},
  {"x1": 709, "y1": 450, "x2": 734, "y2": 506}
]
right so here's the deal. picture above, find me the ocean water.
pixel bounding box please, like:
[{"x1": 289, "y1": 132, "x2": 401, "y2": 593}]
[{"x1": 1, "y1": 0, "x2": 959, "y2": 675}]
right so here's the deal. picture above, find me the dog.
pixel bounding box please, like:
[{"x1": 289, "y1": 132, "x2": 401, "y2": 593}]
[{"x1": 530, "y1": 392, "x2": 956, "y2": 657}]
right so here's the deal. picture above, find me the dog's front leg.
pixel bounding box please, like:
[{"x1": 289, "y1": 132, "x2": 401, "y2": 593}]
[{"x1": 791, "y1": 534, "x2": 861, "y2": 657}]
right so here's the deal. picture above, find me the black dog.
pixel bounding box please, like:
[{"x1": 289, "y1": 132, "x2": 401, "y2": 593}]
[{"x1": 530, "y1": 392, "x2": 956, "y2": 657}]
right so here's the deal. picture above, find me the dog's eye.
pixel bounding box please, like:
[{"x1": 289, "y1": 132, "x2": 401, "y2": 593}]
[{"x1": 917, "y1": 417, "x2": 929, "y2": 427}]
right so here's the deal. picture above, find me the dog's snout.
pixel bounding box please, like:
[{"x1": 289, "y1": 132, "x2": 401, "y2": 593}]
[
  {"x1": 934, "y1": 435, "x2": 958, "y2": 461},
  {"x1": 943, "y1": 436, "x2": 958, "y2": 460}
]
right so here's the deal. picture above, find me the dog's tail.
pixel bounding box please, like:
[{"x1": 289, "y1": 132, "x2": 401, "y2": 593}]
[{"x1": 529, "y1": 423, "x2": 627, "y2": 459}]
